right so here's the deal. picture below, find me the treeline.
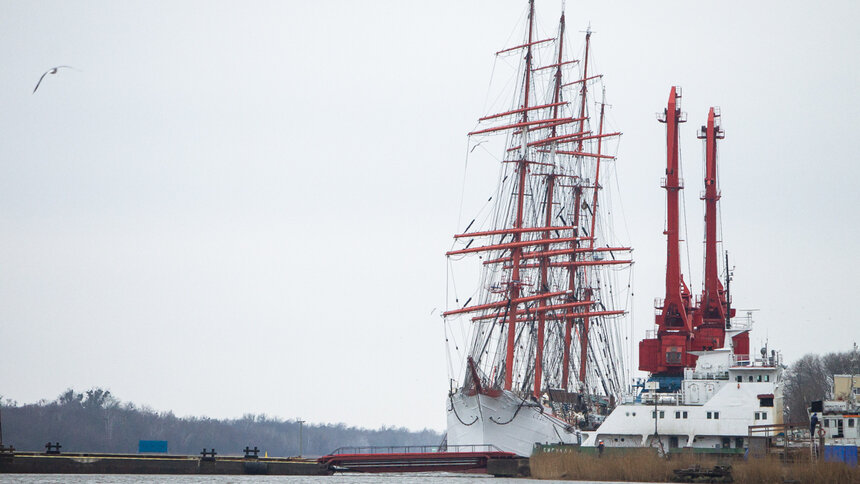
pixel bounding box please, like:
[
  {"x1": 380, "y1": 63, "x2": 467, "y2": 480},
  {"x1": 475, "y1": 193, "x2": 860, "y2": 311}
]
[
  {"x1": 783, "y1": 345, "x2": 859, "y2": 425},
  {"x1": 0, "y1": 388, "x2": 441, "y2": 457}
]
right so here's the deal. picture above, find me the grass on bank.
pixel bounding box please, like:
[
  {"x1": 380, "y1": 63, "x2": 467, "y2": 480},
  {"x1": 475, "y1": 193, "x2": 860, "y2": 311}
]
[{"x1": 530, "y1": 450, "x2": 860, "y2": 483}]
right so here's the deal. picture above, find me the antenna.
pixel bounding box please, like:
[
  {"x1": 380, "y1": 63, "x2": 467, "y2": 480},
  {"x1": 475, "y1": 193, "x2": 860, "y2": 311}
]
[{"x1": 725, "y1": 251, "x2": 731, "y2": 329}]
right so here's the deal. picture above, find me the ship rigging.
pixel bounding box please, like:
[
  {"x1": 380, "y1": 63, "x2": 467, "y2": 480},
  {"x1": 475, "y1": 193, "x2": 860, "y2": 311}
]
[{"x1": 443, "y1": 2, "x2": 634, "y2": 450}]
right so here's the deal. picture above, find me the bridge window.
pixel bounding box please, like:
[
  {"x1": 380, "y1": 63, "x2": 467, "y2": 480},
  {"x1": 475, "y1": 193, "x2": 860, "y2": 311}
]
[
  {"x1": 683, "y1": 411, "x2": 688, "y2": 419},
  {"x1": 660, "y1": 411, "x2": 665, "y2": 419},
  {"x1": 824, "y1": 419, "x2": 830, "y2": 428},
  {"x1": 764, "y1": 374, "x2": 770, "y2": 382},
  {"x1": 759, "y1": 397, "x2": 774, "y2": 407},
  {"x1": 849, "y1": 419, "x2": 855, "y2": 428},
  {"x1": 748, "y1": 376, "x2": 754, "y2": 382},
  {"x1": 736, "y1": 376, "x2": 742, "y2": 383},
  {"x1": 714, "y1": 412, "x2": 720, "y2": 419},
  {"x1": 707, "y1": 412, "x2": 712, "y2": 419},
  {"x1": 675, "y1": 411, "x2": 680, "y2": 419}
]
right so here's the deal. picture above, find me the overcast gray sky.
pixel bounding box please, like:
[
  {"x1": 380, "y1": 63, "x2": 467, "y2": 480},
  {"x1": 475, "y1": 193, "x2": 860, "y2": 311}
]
[{"x1": 0, "y1": 1, "x2": 858, "y2": 432}]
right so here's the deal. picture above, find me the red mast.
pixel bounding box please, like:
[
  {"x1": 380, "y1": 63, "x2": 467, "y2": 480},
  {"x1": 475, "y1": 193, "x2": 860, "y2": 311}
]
[
  {"x1": 534, "y1": 175, "x2": 554, "y2": 398},
  {"x1": 533, "y1": 10, "x2": 566, "y2": 399},
  {"x1": 578, "y1": 90, "x2": 607, "y2": 385},
  {"x1": 575, "y1": 30, "x2": 591, "y2": 154},
  {"x1": 562, "y1": 187, "x2": 581, "y2": 390},
  {"x1": 504, "y1": 0, "x2": 535, "y2": 391},
  {"x1": 564, "y1": 27, "x2": 592, "y2": 389}
]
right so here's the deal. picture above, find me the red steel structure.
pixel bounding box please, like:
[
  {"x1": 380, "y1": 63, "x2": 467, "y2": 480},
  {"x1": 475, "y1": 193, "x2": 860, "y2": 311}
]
[
  {"x1": 697, "y1": 107, "x2": 726, "y2": 326},
  {"x1": 640, "y1": 91, "x2": 747, "y2": 376},
  {"x1": 692, "y1": 107, "x2": 748, "y2": 356},
  {"x1": 690, "y1": 108, "x2": 734, "y2": 352},
  {"x1": 639, "y1": 87, "x2": 694, "y2": 376}
]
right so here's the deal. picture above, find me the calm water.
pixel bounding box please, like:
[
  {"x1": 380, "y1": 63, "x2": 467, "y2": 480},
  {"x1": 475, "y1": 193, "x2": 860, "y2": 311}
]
[{"x1": 0, "y1": 473, "x2": 640, "y2": 483}]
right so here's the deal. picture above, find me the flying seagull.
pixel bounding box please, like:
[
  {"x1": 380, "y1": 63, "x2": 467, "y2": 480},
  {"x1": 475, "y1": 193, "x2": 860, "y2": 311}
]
[{"x1": 33, "y1": 66, "x2": 76, "y2": 94}]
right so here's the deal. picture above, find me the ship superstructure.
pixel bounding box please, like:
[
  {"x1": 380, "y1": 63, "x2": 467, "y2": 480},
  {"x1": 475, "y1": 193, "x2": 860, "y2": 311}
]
[{"x1": 810, "y1": 375, "x2": 860, "y2": 448}]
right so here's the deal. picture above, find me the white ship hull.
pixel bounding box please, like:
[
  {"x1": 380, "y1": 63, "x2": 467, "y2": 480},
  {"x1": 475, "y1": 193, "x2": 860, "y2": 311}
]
[{"x1": 446, "y1": 389, "x2": 579, "y2": 457}]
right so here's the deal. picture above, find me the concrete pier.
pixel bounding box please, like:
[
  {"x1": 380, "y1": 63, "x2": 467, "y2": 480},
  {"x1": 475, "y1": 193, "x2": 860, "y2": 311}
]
[{"x1": 0, "y1": 451, "x2": 332, "y2": 475}]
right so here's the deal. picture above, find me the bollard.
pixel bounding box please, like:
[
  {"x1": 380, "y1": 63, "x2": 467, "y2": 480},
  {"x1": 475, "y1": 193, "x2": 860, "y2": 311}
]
[
  {"x1": 0, "y1": 444, "x2": 14, "y2": 463},
  {"x1": 200, "y1": 448, "x2": 217, "y2": 462}
]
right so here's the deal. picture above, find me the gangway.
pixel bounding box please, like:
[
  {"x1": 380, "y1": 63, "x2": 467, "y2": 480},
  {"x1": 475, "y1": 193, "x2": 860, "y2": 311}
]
[{"x1": 317, "y1": 444, "x2": 517, "y2": 473}]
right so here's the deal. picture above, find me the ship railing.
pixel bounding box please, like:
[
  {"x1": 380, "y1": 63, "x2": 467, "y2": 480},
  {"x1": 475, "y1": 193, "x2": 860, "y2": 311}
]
[
  {"x1": 757, "y1": 354, "x2": 781, "y2": 367},
  {"x1": 732, "y1": 353, "x2": 782, "y2": 368},
  {"x1": 748, "y1": 422, "x2": 812, "y2": 455},
  {"x1": 660, "y1": 177, "x2": 685, "y2": 189},
  {"x1": 698, "y1": 189, "x2": 721, "y2": 199},
  {"x1": 641, "y1": 392, "x2": 685, "y2": 405},
  {"x1": 685, "y1": 369, "x2": 730, "y2": 380},
  {"x1": 728, "y1": 317, "x2": 753, "y2": 331},
  {"x1": 327, "y1": 444, "x2": 505, "y2": 455}
]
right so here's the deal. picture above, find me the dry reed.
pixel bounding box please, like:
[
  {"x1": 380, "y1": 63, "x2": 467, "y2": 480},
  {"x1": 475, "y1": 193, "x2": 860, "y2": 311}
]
[{"x1": 530, "y1": 450, "x2": 860, "y2": 483}]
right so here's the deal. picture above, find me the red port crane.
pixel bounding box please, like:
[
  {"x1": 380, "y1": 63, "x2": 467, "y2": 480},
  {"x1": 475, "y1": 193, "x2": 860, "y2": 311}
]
[
  {"x1": 640, "y1": 91, "x2": 749, "y2": 376},
  {"x1": 639, "y1": 87, "x2": 695, "y2": 375}
]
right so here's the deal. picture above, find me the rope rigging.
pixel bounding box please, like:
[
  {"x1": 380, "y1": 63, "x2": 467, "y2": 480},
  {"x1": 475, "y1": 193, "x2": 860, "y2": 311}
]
[{"x1": 443, "y1": 9, "x2": 634, "y2": 431}]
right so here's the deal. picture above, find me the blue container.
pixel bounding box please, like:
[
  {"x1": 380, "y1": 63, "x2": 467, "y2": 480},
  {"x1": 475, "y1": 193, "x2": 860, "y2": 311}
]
[
  {"x1": 138, "y1": 440, "x2": 168, "y2": 453},
  {"x1": 823, "y1": 445, "x2": 858, "y2": 467}
]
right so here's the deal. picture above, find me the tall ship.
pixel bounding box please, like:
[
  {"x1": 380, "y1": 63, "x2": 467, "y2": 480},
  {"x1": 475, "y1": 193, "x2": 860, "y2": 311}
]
[
  {"x1": 582, "y1": 88, "x2": 783, "y2": 451},
  {"x1": 443, "y1": 1, "x2": 633, "y2": 457},
  {"x1": 442, "y1": 2, "x2": 781, "y2": 457}
]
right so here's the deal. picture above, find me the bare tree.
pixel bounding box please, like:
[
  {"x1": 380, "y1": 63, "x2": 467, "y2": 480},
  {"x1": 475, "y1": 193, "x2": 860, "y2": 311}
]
[{"x1": 783, "y1": 346, "x2": 859, "y2": 425}]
